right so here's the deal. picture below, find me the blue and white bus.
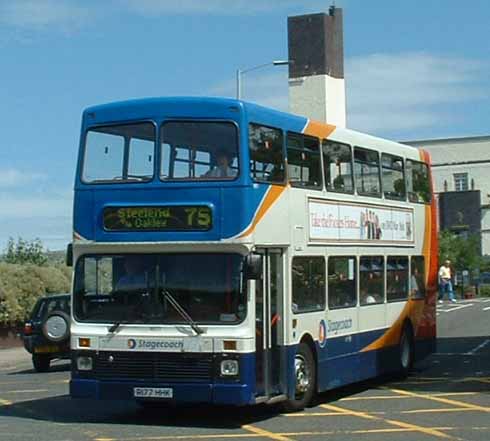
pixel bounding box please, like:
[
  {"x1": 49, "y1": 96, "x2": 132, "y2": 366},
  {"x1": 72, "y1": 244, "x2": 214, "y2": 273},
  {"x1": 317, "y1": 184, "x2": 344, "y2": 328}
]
[{"x1": 69, "y1": 97, "x2": 437, "y2": 410}]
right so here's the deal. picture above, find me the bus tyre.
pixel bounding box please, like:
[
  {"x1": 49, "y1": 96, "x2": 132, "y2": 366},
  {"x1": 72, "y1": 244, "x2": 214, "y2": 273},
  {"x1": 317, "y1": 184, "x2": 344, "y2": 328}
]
[
  {"x1": 281, "y1": 343, "x2": 316, "y2": 412},
  {"x1": 398, "y1": 325, "x2": 414, "y2": 377},
  {"x1": 33, "y1": 354, "x2": 50, "y2": 373}
]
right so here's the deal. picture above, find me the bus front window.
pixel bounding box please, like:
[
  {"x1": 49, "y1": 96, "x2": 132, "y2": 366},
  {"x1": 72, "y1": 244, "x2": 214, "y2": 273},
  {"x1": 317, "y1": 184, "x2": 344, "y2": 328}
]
[
  {"x1": 160, "y1": 121, "x2": 238, "y2": 181},
  {"x1": 73, "y1": 254, "x2": 246, "y2": 325},
  {"x1": 82, "y1": 122, "x2": 155, "y2": 183}
]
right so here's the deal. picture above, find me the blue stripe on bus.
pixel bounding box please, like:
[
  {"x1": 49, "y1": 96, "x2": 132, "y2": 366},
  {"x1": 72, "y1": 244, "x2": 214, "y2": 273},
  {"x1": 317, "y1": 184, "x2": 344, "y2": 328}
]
[{"x1": 70, "y1": 379, "x2": 255, "y2": 405}]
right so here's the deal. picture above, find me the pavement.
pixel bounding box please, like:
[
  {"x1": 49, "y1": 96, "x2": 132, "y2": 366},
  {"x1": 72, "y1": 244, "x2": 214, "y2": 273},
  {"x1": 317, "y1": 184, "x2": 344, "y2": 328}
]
[{"x1": 0, "y1": 347, "x2": 31, "y2": 371}]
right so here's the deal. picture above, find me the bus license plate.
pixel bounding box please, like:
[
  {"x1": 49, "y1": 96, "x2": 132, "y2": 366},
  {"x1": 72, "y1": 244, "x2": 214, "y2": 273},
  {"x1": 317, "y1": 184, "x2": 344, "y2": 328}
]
[{"x1": 133, "y1": 387, "x2": 173, "y2": 399}]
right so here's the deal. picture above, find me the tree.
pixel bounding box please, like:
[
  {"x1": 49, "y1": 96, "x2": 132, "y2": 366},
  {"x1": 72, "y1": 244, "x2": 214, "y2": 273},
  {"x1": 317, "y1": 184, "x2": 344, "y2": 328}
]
[
  {"x1": 4, "y1": 237, "x2": 48, "y2": 266},
  {"x1": 439, "y1": 229, "x2": 481, "y2": 277}
]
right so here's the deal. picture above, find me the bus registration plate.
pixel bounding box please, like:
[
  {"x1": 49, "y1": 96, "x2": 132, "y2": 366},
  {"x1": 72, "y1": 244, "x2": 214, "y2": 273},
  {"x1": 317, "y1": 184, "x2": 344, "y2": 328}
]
[{"x1": 133, "y1": 387, "x2": 173, "y2": 399}]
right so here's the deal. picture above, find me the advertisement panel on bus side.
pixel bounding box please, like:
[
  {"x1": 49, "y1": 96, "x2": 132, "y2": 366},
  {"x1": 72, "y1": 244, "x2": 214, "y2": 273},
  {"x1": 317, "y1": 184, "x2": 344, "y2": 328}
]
[{"x1": 309, "y1": 199, "x2": 414, "y2": 243}]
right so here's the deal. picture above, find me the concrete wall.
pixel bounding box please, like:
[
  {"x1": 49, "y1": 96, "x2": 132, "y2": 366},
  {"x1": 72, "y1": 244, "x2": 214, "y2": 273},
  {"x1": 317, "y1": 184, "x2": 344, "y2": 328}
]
[{"x1": 289, "y1": 74, "x2": 346, "y2": 127}]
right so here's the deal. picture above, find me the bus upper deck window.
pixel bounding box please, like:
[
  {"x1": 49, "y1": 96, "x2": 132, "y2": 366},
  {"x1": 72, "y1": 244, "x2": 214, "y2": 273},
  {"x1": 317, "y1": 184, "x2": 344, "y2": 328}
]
[
  {"x1": 323, "y1": 140, "x2": 354, "y2": 193},
  {"x1": 249, "y1": 124, "x2": 285, "y2": 184},
  {"x1": 354, "y1": 147, "x2": 381, "y2": 197},
  {"x1": 82, "y1": 122, "x2": 155, "y2": 183},
  {"x1": 160, "y1": 121, "x2": 238, "y2": 181},
  {"x1": 382, "y1": 153, "x2": 406, "y2": 200},
  {"x1": 407, "y1": 160, "x2": 431, "y2": 204},
  {"x1": 287, "y1": 133, "x2": 322, "y2": 189}
]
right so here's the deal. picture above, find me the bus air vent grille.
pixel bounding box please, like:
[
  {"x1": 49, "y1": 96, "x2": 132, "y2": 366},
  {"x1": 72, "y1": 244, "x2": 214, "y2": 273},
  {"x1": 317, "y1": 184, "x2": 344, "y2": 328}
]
[{"x1": 94, "y1": 351, "x2": 214, "y2": 382}]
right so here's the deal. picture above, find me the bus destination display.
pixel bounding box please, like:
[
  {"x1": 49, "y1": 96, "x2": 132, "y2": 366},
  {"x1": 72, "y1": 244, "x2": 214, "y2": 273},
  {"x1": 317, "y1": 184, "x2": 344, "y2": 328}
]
[{"x1": 103, "y1": 206, "x2": 212, "y2": 231}]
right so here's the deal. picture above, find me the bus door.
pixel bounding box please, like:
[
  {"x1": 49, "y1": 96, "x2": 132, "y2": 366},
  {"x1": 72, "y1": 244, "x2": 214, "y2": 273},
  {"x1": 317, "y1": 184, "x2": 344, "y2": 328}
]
[{"x1": 255, "y1": 249, "x2": 285, "y2": 399}]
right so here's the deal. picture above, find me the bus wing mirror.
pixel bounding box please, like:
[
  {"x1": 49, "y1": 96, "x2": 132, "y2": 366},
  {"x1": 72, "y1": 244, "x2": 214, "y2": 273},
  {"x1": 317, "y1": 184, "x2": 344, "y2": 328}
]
[
  {"x1": 244, "y1": 254, "x2": 262, "y2": 280},
  {"x1": 66, "y1": 243, "x2": 73, "y2": 267}
]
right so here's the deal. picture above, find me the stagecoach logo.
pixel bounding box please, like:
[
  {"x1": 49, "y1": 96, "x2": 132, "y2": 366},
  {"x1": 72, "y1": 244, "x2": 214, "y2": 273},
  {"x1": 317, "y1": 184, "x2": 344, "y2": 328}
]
[
  {"x1": 127, "y1": 338, "x2": 184, "y2": 350},
  {"x1": 318, "y1": 320, "x2": 327, "y2": 348},
  {"x1": 327, "y1": 318, "x2": 353, "y2": 333}
]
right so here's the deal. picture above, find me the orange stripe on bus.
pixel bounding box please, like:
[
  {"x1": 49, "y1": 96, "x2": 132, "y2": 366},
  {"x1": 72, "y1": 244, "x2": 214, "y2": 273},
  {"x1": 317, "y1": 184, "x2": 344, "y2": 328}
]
[
  {"x1": 238, "y1": 185, "x2": 286, "y2": 238},
  {"x1": 303, "y1": 120, "x2": 336, "y2": 138}
]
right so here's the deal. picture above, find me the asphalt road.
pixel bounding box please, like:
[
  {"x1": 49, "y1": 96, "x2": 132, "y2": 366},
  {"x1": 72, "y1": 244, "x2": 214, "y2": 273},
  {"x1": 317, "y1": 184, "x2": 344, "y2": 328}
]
[{"x1": 1, "y1": 297, "x2": 489, "y2": 441}]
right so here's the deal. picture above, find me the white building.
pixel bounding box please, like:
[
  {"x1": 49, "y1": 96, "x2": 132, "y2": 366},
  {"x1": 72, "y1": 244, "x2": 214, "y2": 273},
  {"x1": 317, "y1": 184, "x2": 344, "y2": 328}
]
[{"x1": 404, "y1": 135, "x2": 490, "y2": 256}]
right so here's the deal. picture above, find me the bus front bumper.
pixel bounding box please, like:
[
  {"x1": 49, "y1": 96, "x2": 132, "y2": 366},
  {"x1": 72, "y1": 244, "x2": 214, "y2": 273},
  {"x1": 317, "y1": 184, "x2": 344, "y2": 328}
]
[{"x1": 70, "y1": 379, "x2": 254, "y2": 406}]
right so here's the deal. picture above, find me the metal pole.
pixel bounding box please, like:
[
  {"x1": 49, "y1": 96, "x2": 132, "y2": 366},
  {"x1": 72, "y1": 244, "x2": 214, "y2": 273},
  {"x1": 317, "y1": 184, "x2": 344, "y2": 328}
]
[
  {"x1": 236, "y1": 69, "x2": 241, "y2": 100},
  {"x1": 235, "y1": 61, "x2": 288, "y2": 100}
]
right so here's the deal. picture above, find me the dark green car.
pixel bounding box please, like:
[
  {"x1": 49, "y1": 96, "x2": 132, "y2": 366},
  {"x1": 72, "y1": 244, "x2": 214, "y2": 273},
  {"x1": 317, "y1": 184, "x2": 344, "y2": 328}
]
[{"x1": 22, "y1": 294, "x2": 71, "y2": 372}]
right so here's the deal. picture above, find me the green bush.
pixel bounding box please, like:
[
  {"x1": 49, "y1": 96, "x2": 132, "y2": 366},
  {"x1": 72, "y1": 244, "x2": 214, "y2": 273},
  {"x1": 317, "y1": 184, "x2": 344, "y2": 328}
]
[
  {"x1": 0, "y1": 262, "x2": 71, "y2": 325},
  {"x1": 478, "y1": 285, "x2": 490, "y2": 297}
]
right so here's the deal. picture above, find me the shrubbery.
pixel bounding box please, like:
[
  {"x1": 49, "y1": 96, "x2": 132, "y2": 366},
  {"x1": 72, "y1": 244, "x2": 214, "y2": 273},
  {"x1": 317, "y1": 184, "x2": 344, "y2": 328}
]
[
  {"x1": 0, "y1": 238, "x2": 71, "y2": 325},
  {"x1": 479, "y1": 285, "x2": 490, "y2": 297}
]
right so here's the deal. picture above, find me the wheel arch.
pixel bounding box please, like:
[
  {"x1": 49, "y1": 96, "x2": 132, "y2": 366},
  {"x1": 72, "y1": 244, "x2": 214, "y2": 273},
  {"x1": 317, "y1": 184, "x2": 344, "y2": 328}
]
[{"x1": 298, "y1": 333, "x2": 318, "y2": 391}]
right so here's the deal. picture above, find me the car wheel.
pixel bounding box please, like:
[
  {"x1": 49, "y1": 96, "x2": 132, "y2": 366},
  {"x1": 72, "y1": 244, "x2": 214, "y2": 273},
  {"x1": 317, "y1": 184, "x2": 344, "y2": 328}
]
[
  {"x1": 32, "y1": 354, "x2": 50, "y2": 372},
  {"x1": 281, "y1": 342, "x2": 316, "y2": 412},
  {"x1": 42, "y1": 311, "x2": 70, "y2": 343},
  {"x1": 399, "y1": 324, "x2": 414, "y2": 377}
]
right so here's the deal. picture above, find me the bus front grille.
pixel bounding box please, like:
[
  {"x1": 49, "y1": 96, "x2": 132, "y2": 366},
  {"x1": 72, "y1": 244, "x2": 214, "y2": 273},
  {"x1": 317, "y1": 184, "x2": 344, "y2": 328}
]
[{"x1": 94, "y1": 352, "x2": 214, "y2": 382}]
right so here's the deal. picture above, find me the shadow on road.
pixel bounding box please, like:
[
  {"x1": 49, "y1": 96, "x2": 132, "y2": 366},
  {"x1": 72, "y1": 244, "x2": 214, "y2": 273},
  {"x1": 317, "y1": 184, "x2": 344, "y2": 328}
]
[
  {"x1": 1, "y1": 336, "x2": 488, "y2": 427},
  {"x1": 8, "y1": 361, "x2": 71, "y2": 376}
]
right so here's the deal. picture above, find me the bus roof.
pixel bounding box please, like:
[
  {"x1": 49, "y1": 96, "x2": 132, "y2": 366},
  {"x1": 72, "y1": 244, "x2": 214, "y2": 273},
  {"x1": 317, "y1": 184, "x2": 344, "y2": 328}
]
[{"x1": 83, "y1": 96, "x2": 420, "y2": 159}]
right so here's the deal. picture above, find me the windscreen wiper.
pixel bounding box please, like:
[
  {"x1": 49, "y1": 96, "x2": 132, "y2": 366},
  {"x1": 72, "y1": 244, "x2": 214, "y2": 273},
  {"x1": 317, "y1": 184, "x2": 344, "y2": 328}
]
[
  {"x1": 108, "y1": 319, "x2": 137, "y2": 333},
  {"x1": 108, "y1": 322, "x2": 123, "y2": 333},
  {"x1": 161, "y1": 289, "x2": 204, "y2": 335}
]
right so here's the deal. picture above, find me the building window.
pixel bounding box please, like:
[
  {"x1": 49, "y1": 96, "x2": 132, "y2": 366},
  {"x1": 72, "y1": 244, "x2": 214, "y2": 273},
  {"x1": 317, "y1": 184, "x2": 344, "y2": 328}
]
[{"x1": 454, "y1": 173, "x2": 468, "y2": 191}]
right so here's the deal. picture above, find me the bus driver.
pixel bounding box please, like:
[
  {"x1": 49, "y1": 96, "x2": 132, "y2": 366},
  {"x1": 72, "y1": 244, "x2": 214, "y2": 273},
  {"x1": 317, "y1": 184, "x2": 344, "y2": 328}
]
[{"x1": 203, "y1": 149, "x2": 237, "y2": 178}]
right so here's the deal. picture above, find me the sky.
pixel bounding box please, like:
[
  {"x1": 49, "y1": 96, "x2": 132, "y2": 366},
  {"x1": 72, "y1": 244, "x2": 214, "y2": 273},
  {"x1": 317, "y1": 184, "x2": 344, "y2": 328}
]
[{"x1": 1, "y1": 0, "x2": 489, "y2": 251}]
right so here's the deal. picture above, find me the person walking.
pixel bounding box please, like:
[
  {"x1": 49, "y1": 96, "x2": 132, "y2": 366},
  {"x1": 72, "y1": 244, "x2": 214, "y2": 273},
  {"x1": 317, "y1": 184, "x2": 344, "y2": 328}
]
[{"x1": 438, "y1": 259, "x2": 456, "y2": 303}]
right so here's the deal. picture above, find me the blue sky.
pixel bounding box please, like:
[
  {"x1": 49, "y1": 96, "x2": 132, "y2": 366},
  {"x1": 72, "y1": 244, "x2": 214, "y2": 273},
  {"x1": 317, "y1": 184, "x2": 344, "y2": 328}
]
[{"x1": 1, "y1": 0, "x2": 489, "y2": 251}]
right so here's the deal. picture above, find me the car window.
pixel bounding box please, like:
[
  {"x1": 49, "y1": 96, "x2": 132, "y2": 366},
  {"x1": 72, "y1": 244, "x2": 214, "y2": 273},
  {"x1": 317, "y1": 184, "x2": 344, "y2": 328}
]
[{"x1": 34, "y1": 297, "x2": 70, "y2": 320}]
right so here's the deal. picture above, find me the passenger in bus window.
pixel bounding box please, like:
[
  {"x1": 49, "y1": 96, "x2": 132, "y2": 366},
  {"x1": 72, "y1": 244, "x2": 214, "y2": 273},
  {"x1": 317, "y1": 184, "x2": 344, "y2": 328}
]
[{"x1": 202, "y1": 149, "x2": 237, "y2": 178}]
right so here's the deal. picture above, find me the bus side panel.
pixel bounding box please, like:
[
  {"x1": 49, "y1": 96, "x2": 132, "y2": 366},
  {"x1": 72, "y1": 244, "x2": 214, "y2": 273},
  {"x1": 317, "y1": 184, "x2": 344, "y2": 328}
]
[
  {"x1": 357, "y1": 328, "x2": 393, "y2": 381},
  {"x1": 316, "y1": 336, "x2": 360, "y2": 390},
  {"x1": 73, "y1": 190, "x2": 94, "y2": 240}
]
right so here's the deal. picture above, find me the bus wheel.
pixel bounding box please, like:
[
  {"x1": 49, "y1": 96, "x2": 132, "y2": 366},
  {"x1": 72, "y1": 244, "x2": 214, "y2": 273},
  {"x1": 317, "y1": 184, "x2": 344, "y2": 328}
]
[
  {"x1": 399, "y1": 325, "x2": 414, "y2": 376},
  {"x1": 281, "y1": 343, "x2": 316, "y2": 412}
]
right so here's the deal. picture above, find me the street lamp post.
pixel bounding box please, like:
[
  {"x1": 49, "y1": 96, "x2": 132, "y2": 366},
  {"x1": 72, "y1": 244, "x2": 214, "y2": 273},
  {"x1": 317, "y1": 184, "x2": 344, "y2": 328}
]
[{"x1": 236, "y1": 60, "x2": 289, "y2": 100}]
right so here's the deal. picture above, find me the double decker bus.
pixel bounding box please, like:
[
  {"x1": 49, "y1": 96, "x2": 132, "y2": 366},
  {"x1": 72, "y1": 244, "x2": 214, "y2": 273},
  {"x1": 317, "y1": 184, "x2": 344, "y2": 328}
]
[{"x1": 69, "y1": 97, "x2": 437, "y2": 410}]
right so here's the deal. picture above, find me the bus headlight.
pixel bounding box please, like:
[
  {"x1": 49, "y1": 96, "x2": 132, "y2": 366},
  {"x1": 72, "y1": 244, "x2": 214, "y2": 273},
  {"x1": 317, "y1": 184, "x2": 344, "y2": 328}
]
[
  {"x1": 77, "y1": 356, "x2": 93, "y2": 371},
  {"x1": 220, "y1": 359, "x2": 239, "y2": 377}
]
